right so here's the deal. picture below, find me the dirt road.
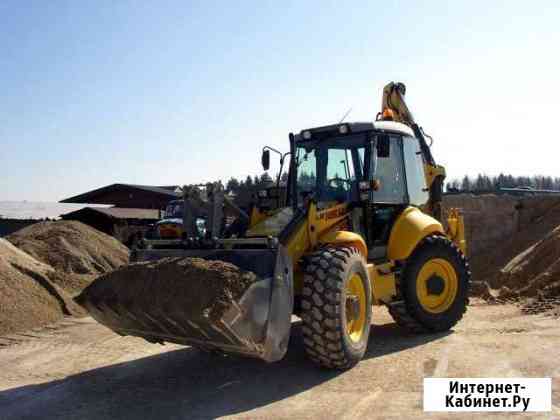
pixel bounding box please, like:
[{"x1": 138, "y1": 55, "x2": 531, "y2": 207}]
[{"x1": 1, "y1": 304, "x2": 558, "y2": 419}]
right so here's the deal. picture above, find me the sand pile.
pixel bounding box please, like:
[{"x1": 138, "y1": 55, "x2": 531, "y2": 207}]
[
  {"x1": 443, "y1": 195, "x2": 560, "y2": 297},
  {"x1": 7, "y1": 220, "x2": 129, "y2": 292},
  {"x1": 1, "y1": 221, "x2": 128, "y2": 335},
  {"x1": 76, "y1": 257, "x2": 257, "y2": 333},
  {"x1": 496, "y1": 226, "x2": 560, "y2": 300},
  {"x1": 0, "y1": 239, "x2": 84, "y2": 335},
  {"x1": 480, "y1": 199, "x2": 560, "y2": 286},
  {"x1": 470, "y1": 224, "x2": 560, "y2": 316}
]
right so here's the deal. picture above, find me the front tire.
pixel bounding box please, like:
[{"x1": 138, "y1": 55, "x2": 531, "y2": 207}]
[
  {"x1": 388, "y1": 235, "x2": 470, "y2": 333},
  {"x1": 300, "y1": 246, "x2": 372, "y2": 369}
]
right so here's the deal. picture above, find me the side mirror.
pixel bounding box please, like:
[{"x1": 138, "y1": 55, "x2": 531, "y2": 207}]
[{"x1": 261, "y1": 149, "x2": 270, "y2": 171}]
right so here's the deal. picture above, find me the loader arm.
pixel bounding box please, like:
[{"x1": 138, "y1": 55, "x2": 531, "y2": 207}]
[
  {"x1": 380, "y1": 82, "x2": 446, "y2": 220},
  {"x1": 381, "y1": 82, "x2": 435, "y2": 166}
]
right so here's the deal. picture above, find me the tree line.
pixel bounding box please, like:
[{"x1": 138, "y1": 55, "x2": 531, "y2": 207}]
[
  {"x1": 446, "y1": 174, "x2": 560, "y2": 193},
  {"x1": 218, "y1": 172, "x2": 560, "y2": 206},
  {"x1": 223, "y1": 172, "x2": 289, "y2": 208}
]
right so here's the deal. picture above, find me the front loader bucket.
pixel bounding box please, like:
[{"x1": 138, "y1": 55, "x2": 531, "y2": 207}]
[{"x1": 75, "y1": 246, "x2": 293, "y2": 362}]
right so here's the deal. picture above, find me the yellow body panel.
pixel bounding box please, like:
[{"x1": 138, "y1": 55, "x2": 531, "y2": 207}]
[
  {"x1": 286, "y1": 222, "x2": 312, "y2": 268},
  {"x1": 248, "y1": 206, "x2": 269, "y2": 228},
  {"x1": 387, "y1": 206, "x2": 444, "y2": 261},
  {"x1": 424, "y1": 163, "x2": 446, "y2": 189},
  {"x1": 446, "y1": 208, "x2": 467, "y2": 255},
  {"x1": 284, "y1": 202, "x2": 358, "y2": 294},
  {"x1": 318, "y1": 231, "x2": 368, "y2": 259},
  {"x1": 368, "y1": 262, "x2": 397, "y2": 305},
  {"x1": 285, "y1": 202, "x2": 349, "y2": 263},
  {"x1": 311, "y1": 202, "x2": 349, "y2": 238}
]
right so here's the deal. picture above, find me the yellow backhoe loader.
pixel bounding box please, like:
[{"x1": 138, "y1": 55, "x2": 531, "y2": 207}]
[{"x1": 77, "y1": 82, "x2": 469, "y2": 369}]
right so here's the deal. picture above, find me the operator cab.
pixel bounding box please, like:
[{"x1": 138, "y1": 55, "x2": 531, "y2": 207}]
[{"x1": 287, "y1": 121, "x2": 430, "y2": 262}]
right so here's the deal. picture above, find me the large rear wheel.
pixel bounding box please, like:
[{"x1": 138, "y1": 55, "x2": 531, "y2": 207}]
[
  {"x1": 388, "y1": 235, "x2": 470, "y2": 333},
  {"x1": 300, "y1": 246, "x2": 372, "y2": 369}
]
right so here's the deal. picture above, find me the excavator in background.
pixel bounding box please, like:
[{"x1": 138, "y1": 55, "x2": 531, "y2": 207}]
[
  {"x1": 142, "y1": 199, "x2": 192, "y2": 246},
  {"x1": 141, "y1": 183, "x2": 252, "y2": 249},
  {"x1": 77, "y1": 82, "x2": 469, "y2": 369}
]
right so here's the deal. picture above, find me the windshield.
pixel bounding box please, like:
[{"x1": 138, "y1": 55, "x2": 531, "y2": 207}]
[
  {"x1": 296, "y1": 147, "x2": 317, "y2": 194},
  {"x1": 294, "y1": 134, "x2": 366, "y2": 205},
  {"x1": 164, "y1": 201, "x2": 183, "y2": 219}
]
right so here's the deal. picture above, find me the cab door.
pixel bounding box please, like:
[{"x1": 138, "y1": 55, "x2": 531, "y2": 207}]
[
  {"x1": 365, "y1": 134, "x2": 407, "y2": 260},
  {"x1": 402, "y1": 136, "x2": 429, "y2": 207}
]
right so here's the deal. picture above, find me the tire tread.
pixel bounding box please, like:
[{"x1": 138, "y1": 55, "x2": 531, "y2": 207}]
[
  {"x1": 301, "y1": 246, "x2": 367, "y2": 369},
  {"x1": 388, "y1": 235, "x2": 471, "y2": 333}
]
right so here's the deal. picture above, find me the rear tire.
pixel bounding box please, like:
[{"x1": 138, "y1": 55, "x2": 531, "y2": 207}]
[
  {"x1": 388, "y1": 235, "x2": 470, "y2": 333},
  {"x1": 300, "y1": 246, "x2": 372, "y2": 369}
]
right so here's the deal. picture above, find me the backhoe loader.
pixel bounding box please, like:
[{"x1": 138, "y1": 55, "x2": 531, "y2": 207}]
[{"x1": 77, "y1": 82, "x2": 469, "y2": 369}]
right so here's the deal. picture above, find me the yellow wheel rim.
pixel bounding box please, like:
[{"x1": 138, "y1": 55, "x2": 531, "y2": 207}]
[
  {"x1": 416, "y1": 258, "x2": 458, "y2": 314},
  {"x1": 345, "y1": 273, "x2": 366, "y2": 342}
]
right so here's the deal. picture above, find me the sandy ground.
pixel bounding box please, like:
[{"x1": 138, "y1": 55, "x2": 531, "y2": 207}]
[{"x1": 0, "y1": 304, "x2": 558, "y2": 420}]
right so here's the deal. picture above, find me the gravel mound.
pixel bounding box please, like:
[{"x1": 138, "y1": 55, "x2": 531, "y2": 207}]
[
  {"x1": 497, "y1": 226, "x2": 560, "y2": 299},
  {"x1": 0, "y1": 239, "x2": 84, "y2": 335},
  {"x1": 444, "y1": 195, "x2": 560, "y2": 287},
  {"x1": 7, "y1": 221, "x2": 129, "y2": 276},
  {"x1": 76, "y1": 257, "x2": 257, "y2": 331},
  {"x1": 1, "y1": 221, "x2": 127, "y2": 335}
]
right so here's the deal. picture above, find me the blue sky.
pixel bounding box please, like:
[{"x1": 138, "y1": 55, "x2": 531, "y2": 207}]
[{"x1": 2, "y1": 1, "x2": 559, "y2": 201}]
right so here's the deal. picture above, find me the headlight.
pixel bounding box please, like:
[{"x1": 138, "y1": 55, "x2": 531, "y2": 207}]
[
  {"x1": 302, "y1": 130, "x2": 312, "y2": 140},
  {"x1": 339, "y1": 124, "x2": 349, "y2": 134}
]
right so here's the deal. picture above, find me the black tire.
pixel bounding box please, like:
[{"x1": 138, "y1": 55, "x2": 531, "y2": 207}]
[
  {"x1": 388, "y1": 235, "x2": 470, "y2": 333},
  {"x1": 300, "y1": 246, "x2": 372, "y2": 369}
]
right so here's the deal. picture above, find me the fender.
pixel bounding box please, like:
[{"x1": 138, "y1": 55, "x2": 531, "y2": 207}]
[
  {"x1": 318, "y1": 230, "x2": 368, "y2": 259},
  {"x1": 387, "y1": 206, "x2": 444, "y2": 261}
]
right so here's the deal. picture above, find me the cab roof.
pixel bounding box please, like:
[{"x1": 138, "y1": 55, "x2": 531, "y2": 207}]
[{"x1": 294, "y1": 120, "x2": 414, "y2": 142}]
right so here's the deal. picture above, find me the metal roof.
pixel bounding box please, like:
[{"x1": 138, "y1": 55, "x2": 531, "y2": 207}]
[
  {"x1": 61, "y1": 206, "x2": 160, "y2": 220},
  {"x1": 156, "y1": 185, "x2": 182, "y2": 192},
  {"x1": 59, "y1": 183, "x2": 180, "y2": 206}
]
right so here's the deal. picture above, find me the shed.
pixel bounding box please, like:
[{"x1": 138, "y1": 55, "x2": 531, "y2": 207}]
[
  {"x1": 61, "y1": 207, "x2": 160, "y2": 247},
  {"x1": 59, "y1": 184, "x2": 181, "y2": 209}
]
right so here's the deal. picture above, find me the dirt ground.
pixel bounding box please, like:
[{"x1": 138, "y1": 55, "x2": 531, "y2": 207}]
[{"x1": 0, "y1": 304, "x2": 558, "y2": 420}]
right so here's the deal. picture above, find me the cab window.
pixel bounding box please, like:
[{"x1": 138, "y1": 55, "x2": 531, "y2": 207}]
[
  {"x1": 296, "y1": 148, "x2": 317, "y2": 192},
  {"x1": 326, "y1": 148, "x2": 350, "y2": 187},
  {"x1": 370, "y1": 135, "x2": 406, "y2": 204},
  {"x1": 403, "y1": 136, "x2": 429, "y2": 206}
]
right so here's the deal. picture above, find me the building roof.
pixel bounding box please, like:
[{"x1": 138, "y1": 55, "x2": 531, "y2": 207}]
[
  {"x1": 59, "y1": 183, "x2": 180, "y2": 208},
  {"x1": 61, "y1": 206, "x2": 160, "y2": 220},
  {"x1": 156, "y1": 185, "x2": 182, "y2": 192}
]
